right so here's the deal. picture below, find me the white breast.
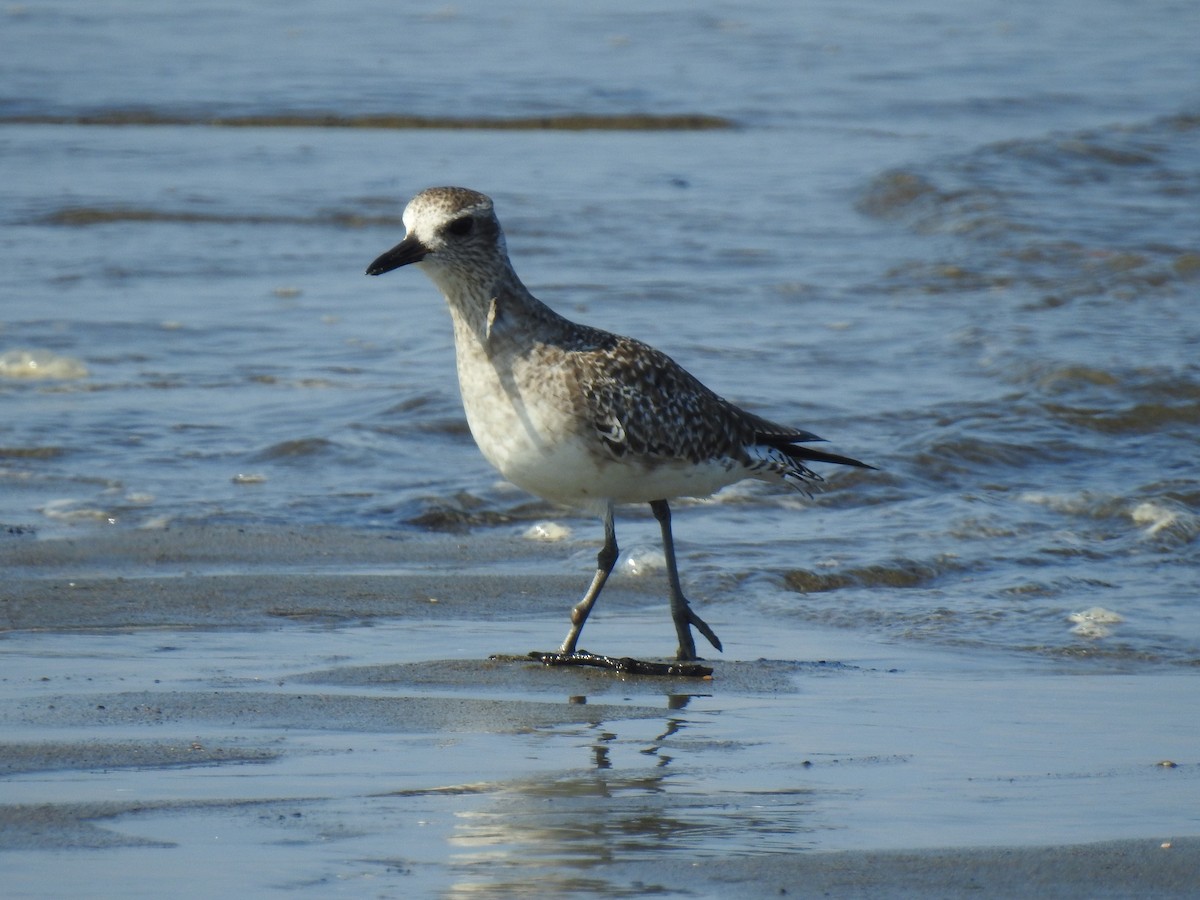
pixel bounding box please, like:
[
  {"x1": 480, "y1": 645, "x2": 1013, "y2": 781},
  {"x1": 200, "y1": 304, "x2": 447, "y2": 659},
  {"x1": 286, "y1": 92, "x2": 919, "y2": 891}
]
[{"x1": 452, "y1": 327, "x2": 748, "y2": 508}]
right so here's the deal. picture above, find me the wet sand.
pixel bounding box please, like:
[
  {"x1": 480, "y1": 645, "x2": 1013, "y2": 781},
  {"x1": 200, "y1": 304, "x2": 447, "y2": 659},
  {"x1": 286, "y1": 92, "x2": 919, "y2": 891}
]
[{"x1": 2, "y1": 524, "x2": 1197, "y2": 897}]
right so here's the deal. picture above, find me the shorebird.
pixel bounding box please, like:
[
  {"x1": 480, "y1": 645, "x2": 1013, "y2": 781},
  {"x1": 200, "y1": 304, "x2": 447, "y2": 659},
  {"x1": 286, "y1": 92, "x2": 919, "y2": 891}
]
[{"x1": 367, "y1": 187, "x2": 872, "y2": 661}]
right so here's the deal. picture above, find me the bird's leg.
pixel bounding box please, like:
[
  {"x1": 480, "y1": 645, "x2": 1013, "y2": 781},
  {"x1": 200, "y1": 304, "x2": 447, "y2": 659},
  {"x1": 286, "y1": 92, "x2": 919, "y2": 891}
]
[
  {"x1": 559, "y1": 503, "x2": 618, "y2": 656},
  {"x1": 650, "y1": 499, "x2": 723, "y2": 661}
]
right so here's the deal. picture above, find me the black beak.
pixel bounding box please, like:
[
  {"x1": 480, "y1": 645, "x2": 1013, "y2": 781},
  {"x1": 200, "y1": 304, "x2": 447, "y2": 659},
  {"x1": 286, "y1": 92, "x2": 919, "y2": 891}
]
[{"x1": 366, "y1": 233, "x2": 428, "y2": 275}]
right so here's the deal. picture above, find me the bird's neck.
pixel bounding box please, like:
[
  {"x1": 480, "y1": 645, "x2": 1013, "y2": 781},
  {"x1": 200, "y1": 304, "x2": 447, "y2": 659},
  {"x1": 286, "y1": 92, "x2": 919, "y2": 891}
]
[{"x1": 427, "y1": 262, "x2": 565, "y2": 352}]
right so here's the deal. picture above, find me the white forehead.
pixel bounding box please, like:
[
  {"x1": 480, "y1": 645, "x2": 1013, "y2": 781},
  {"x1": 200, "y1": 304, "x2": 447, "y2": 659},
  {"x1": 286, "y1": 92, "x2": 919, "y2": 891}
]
[{"x1": 402, "y1": 186, "x2": 494, "y2": 235}]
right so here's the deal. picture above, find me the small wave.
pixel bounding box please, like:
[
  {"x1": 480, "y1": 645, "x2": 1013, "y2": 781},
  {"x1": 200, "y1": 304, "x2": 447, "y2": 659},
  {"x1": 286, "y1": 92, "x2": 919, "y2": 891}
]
[
  {"x1": 856, "y1": 169, "x2": 1009, "y2": 238},
  {"x1": 405, "y1": 491, "x2": 554, "y2": 533},
  {"x1": 1018, "y1": 491, "x2": 1199, "y2": 545},
  {"x1": 39, "y1": 206, "x2": 403, "y2": 229},
  {"x1": 3, "y1": 110, "x2": 734, "y2": 131},
  {"x1": 0, "y1": 445, "x2": 66, "y2": 459},
  {"x1": 862, "y1": 112, "x2": 1200, "y2": 241},
  {"x1": 1067, "y1": 605, "x2": 1124, "y2": 639},
  {"x1": 39, "y1": 498, "x2": 114, "y2": 524},
  {"x1": 1130, "y1": 500, "x2": 1200, "y2": 543},
  {"x1": 782, "y1": 557, "x2": 950, "y2": 593},
  {"x1": 910, "y1": 434, "x2": 1046, "y2": 479},
  {"x1": 0, "y1": 349, "x2": 88, "y2": 380},
  {"x1": 1019, "y1": 490, "x2": 1128, "y2": 520},
  {"x1": 857, "y1": 110, "x2": 1200, "y2": 308},
  {"x1": 621, "y1": 546, "x2": 666, "y2": 577},
  {"x1": 1043, "y1": 399, "x2": 1200, "y2": 435},
  {"x1": 1017, "y1": 363, "x2": 1122, "y2": 393},
  {"x1": 231, "y1": 473, "x2": 268, "y2": 485},
  {"x1": 523, "y1": 521, "x2": 572, "y2": 543},
  {"x1": 1002, "y1": 363, "x2": 1200, "y2": 435},
  {"x1": 252, "y1": 437, "x2": 338, "y2": 460}
]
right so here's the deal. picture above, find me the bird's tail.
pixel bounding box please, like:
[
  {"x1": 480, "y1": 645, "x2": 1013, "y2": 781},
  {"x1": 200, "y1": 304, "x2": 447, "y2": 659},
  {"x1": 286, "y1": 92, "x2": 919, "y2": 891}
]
[{"x1": 780, "y1": 442, "x2": 875, "y2": 471}]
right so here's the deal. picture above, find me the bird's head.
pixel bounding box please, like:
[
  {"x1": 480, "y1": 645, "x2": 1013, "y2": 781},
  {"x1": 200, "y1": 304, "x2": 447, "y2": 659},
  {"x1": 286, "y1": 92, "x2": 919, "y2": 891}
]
[{"x1": 366, "y1": 187, "x2": 507, "y2": 286}]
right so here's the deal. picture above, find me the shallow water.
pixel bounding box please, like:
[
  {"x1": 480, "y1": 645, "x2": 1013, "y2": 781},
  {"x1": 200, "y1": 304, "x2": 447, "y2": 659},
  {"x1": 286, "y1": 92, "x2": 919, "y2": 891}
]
[
  {"x1": 3, "y1": 3, "x2": 1200, "y2": 666},
  {"x1": 2, "y1": 581, "x2": 1197, "y2": 897}
]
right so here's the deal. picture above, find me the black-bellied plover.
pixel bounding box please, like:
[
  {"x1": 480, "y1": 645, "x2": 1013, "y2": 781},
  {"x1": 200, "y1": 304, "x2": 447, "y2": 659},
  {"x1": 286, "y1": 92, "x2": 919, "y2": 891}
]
[{"x1": 367, "y1": 187, "x2": 872, "y2": 661}]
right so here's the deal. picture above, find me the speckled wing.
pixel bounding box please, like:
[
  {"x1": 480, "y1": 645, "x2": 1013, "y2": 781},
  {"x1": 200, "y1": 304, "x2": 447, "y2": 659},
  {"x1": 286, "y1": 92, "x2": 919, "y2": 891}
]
[{"x1": 567, "y1": 332, "x2": 804, "y2": 467}]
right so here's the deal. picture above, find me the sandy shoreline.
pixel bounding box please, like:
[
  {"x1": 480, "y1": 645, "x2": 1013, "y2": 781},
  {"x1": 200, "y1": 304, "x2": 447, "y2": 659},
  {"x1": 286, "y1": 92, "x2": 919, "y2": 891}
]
[{"x1": 2, "y1": 524, "x2": 1197, "y2": 897}]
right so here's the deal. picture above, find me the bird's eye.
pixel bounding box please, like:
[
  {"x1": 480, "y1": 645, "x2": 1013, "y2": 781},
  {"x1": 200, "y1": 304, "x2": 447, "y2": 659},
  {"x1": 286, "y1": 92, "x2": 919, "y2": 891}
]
[{"x1": 446, "y1": 216, "x2": 474, "y2": 237}]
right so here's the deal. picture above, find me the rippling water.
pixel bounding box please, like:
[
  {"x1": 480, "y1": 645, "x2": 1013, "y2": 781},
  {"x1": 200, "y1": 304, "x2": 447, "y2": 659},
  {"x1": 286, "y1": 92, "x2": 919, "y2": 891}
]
[{"x1": 2, "y1": 0, "x2": 1198, "y2": 666}]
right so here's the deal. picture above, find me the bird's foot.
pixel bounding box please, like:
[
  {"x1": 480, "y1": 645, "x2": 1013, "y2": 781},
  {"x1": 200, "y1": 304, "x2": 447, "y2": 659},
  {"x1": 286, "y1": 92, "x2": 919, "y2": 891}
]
[
  {"x1": 674, "y1": 605, "x2": 723, "y2": 661},
  {"x1": 526, "y1": 650, "x2": 713, "y2": 678}
]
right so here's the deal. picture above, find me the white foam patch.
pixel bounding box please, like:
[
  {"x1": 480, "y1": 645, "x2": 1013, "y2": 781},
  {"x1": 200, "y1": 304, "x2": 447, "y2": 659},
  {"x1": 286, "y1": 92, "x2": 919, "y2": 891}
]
[
  {"x1": 491, "y1": 479, "x2": 525, "y2": 495},
  {"x1": 1130, "y1": 501, "x2": 1198, "y2": 540},
  {"x1": 0, "y1": 349, "x2": 89, "y2": 380},
  {"x1": 622, "y1": 546, "x2": 665, "y2": 577},
  {"x1": 1068, "y1": 606, "x2": 1123, "y2": 639},
  {"x1": 1019, "y1": 490, "x2": 1099, "y2": 515},
  {"x1": 523, "y1": 521, "x2": 571, "y2": 542},
  {"x1": 40, "y1": 498, "x2": 114, "y2": 524}
]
